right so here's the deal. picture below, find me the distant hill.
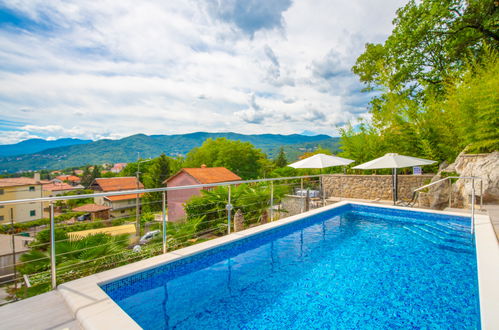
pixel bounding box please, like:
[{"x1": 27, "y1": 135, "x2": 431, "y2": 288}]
[
  {"x1": 0, "y1": 138, "x2": 91, "y2": 157},
  {"x1": 0, "y1": 132, "x2": 340, "y2": 173}
]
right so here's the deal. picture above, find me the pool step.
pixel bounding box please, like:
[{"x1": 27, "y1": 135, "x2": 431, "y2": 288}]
[
  {"x1": 435, "y1": 222, "x2": 470, "y2": 233},
  {"x1": 416, "y1": 224, "x2": 470, "y2": 244},
  {"x1": 403, "y1": 226, "x2": 473, "y2": 254}
]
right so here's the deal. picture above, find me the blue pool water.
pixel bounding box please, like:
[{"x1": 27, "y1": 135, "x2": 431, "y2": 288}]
[{"x1": 102, "y1": 204, "x2": 480, "y2": 329}]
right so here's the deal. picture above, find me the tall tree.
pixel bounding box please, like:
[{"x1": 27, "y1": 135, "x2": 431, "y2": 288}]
[
  {"x1": 274, "y1": 147, "x2": 288, "y2": 168},
  {"x1": 343, "y1": 0, "x2": 498, "y2": 163},
  {"x1": 184, "y1": 138, "x2": 266, "y2": 179}
]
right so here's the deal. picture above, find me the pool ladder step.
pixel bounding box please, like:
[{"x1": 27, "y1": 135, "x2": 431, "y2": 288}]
[{"x1": 403, "y1": 225, "x2": 473, "y2": 254}]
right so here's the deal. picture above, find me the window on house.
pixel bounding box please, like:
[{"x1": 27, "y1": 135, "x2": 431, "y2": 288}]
[
  {"x1": 0, "y1": 216, "x2": 4, "y2": 221},
  {"x1": 0, "y1": 189, "x2": 4, "y2": 195},
  {"x1": 30, "y1": 210, "x2": 36, "y2": 217},
  {"x1": 29, "y1": 186, "x2": 35, "y2": 192}
]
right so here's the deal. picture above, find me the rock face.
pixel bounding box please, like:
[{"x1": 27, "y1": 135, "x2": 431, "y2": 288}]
[
  {"x1": 454, "y1": 151, "x2": 499, "y2": 206},
  {"x1": 234, "y1": 209, "x2": 245, "y2": 232},
  {"x1": 421, "y1": 151, "x2": 499, "y2": 209}
]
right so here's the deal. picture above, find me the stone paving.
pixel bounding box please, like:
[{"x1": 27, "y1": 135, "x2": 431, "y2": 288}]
[{"x1": 0, "y1": 290, "x2": 78, "y2": 330}]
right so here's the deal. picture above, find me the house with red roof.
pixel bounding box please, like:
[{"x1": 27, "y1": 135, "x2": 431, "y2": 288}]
[
  {"x1": 110, "y1": 163, "x2": 127, "y2": 174},
  {"x1": 72, "y1": 204, "x2": 111, "y2": 221},
  {"x1": 0, "y1": 176, "x2": 43, "y2": 223},
  {"x1": 164, "y1": 165, "x2": 241, "y2": 222},
  {"x1": 91, "y1": 177, "x2": 144, "y2": 216},
  {"x1": 55, "y1": 175, "x2": 81, "y2": 186}
]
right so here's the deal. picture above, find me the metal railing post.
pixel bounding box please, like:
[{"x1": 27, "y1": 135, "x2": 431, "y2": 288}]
[
  {"x1": 49, "y1": 202, "x2": 56, "y2": 289},
  {"x1": 448, "y1": 178, "x2": 452, "y2": 208},
  {"x1": 480, "y1": 179, "x2": 483, "y2": 210},
  {"x1": 162, "y1": 191, "x2": 167, "y2": 254},
  {"x1": 226, "y1": 185, "x2": 232, "y2": 234},
  {"x1": 300, "y1": 178, "x2": 304, "y2": 213},
  {"x1": 471, "y1": 178, "x2": 475, "y2": 235},
  {"x1": 321, "y1": 175, "x2": 325, "y2": 206},
  {"x1": 270, "y1": 181, "x2": 274, "y2": 221}
]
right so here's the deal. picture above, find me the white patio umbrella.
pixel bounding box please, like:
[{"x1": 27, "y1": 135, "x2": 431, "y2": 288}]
[
  {"x1": 288, "y1": 153, "x2": 354, "y2": 169},
  {"x1": 288, "y1": 153, "x2": 355, "y2": 205},
  {"x1": 352, "y1": 153, "x2": 436, "y2": 204}
]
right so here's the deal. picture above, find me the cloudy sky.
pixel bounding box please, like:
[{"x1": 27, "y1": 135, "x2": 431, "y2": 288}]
[{"x1": 0, "y1": 0, "x2": 405, "y2": 144}]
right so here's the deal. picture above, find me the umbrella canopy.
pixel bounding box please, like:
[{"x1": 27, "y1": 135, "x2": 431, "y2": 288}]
[
  {"x1": 288, "y1": 153, "x2": 355, "y2": 207},
  {"x1": 289, "y1": 153, "x2": 354, "y2": 169},
  {"x1": 352, "y1": 153, "x2": 436, "y2": 170},
  {"x1": 352, "y1": 153, "x2": 436, "y2": 204}
]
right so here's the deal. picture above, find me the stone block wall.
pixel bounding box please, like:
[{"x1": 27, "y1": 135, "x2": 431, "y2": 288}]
[
  {"x1": 322, "y1": 174, "x2": 433, "y2": 201},
  {"x1": 281, "y1": 195, "x2": 305, "y2": 217}
]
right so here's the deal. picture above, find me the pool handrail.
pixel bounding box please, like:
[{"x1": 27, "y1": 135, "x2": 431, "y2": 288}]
[{"x1": 412, "y1": 176, "x2": 482, "y2": 234}]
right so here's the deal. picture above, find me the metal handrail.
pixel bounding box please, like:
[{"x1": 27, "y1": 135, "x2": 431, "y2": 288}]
[
  {"x1": 0, "y1": 174, "x2": 323, "y2": 206},
  {"x1": 1, "y1": 174, "x2": 323, "y2": 290},
  {"x1": 412, "y1": 176, "x2": 482, "y2": 234}
]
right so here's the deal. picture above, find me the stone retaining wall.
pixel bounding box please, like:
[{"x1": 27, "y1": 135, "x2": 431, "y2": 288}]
[{"x1": 322, "y1": 174, "x2": 433, "y2": 201}]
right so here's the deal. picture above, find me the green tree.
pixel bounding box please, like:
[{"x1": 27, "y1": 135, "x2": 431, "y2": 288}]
[
  {"x1": 184, "y1": 138, "x2": 266, "y2": 179},
  {"x1": 353, "y1": 0, "x2": 498, "y2": 98},
  {"x1": 142, "y1": 154, "x2": 172, "y2": 212},
  {"x1": 274, "y1": 147, "x2": 288, "y2": 167},
  {"x1": 343, "y1": 1, "x2": 498, "y2": 163},
  {"x1": 80, "y1": 166, "x2": 93, "y2": 187}
]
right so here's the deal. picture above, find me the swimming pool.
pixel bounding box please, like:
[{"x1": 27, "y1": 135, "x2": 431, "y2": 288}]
[{"x1": 101, "y1": 204, "x2": 480, "y2": 329}]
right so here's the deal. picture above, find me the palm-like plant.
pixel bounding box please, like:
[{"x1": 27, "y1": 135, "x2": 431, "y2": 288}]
[
  {"x1": 185, "y1": 183, "x2": 290, "y2": 231},
  {"x1": 19, "y1": 233, "x2": 130, "y2": 275}
]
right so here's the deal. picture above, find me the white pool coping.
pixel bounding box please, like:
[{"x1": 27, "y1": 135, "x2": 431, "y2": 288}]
[{"x1": 58, "y1": 201, "x2": 499, "y2": 330}]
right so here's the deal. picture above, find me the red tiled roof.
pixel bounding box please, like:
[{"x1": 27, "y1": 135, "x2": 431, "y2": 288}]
[
  {"x1": 73, "y1": 204, "x2": 111, "y2": 212},
  {"x1": 111, "y1": 163, "x2": 127, "y2": 169},
  {"x1": 42, "y1": 182, "x2": 76, "y2": 192},
  {"x1": 104, "y1": 193, "x2": 144, "y2": 202},
  {"x1": 94, "y1": 177, "x2": 144, "y2": 192},
  {"x1": 0, "y1": 177, "x2": 40, "y2": 188},
  {"x1": 56, "y1": 175, "x2": 81, "y2": 182},
  {"x1": 165, "y1": 167, "x2": 241, "y2": 185}
]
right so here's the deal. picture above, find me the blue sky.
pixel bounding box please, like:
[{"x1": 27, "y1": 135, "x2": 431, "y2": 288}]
[{"x1": 0, "y1": 0, "x2": 405, "y2": 144}]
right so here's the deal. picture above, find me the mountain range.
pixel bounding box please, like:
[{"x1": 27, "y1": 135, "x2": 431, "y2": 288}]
[
  {"x1": 0, "y1": 138, "x2": 91, "y2": 157},
  {"x1": 0, "y1": 132, "x2": 340, "y2": 173}
]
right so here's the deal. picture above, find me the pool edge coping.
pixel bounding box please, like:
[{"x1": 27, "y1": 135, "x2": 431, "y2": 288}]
[{"x1": 57, "y1": 201, "x2": 498, "y2": 330}]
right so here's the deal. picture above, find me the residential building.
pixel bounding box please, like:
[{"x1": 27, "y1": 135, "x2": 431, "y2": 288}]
[
  {"x1": 0, "y1": 177, "x2": 43, "y2": 224},
  {"x1": 55, "y1": 175, "x2": 81, "y2": 186},
  {"x1": 42, "y1": 182, "x2": 78, "y2": 197},
  {"x1": 110, "y1": 163, "x2": 127, "y2": 174},
  {"x1": 164, "y1": 165, "x2": 241, "y2": 222},
  {"x1": 90, "y1": 177, "x2": 144, "y2": 216},
  {"x1": 72, "y1": 204, "x2": 111, "y2": 221},
  {"x1": 42, "y1": 182, "x2": 80, "y2": 214},
  {"x1": 73, "y1": 169, "x2": 84, "y2": 176}
]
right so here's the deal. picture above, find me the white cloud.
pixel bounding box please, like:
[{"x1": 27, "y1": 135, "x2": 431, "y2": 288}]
[
  {"x1": 0, "y1": 131, "x2": 41, "y2": 144},
  {"x1": 0, "y1": 0, "x2": 406, "y2": 143}
]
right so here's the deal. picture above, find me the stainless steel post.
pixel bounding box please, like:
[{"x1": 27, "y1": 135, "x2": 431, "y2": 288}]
[
  {"x1": 162, "y1": 191, "x2": 167, "y2": 254},
  {"x1": 10, "y1": 208, "x2": 16, "y2": 290},
  {"x1": 227, "y1": 185, "x2": 232, "y2": 234},
  {"x1": 471, "y1": 178, "x2": 475, "y2": 234},
  {"x1": 448, "y1": 178, "x2": 452, "y2": 208},
  {"x1": 50, "y1": 202, "x2": 56, "y2": 289},
  {"x1": 480, "y1": 179, "x2": 483, "y2": 210},
  {"x1": 300, "y1": 178, "x2": 304, "y2": 213},
  {"x1": 321, "y1": 175, "x2": 325, "y2": 206},
  {"x1": 270, "y1": 181, "x2": 274, "y2": 221},
  {"x1": 135, "y1": 162, "x2": 141, "y2": 238}
]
